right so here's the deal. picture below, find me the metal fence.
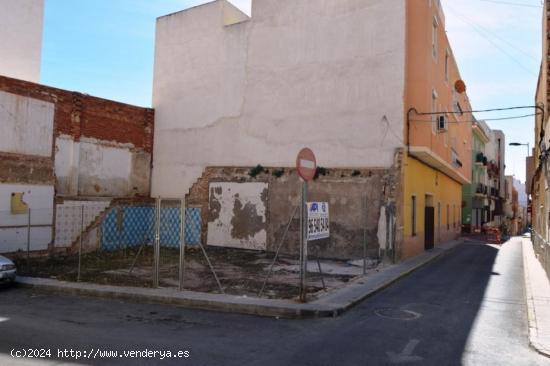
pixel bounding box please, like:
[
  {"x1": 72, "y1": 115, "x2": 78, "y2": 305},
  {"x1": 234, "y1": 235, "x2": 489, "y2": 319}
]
[
  {"x1": 7, "y1": 194, "x2": 392, "y2": 302},
  {"x1": 532, "y1": 231, "x2": 550, "y2": 280},
  {"x1": 0, "y1": 207, "x2": 54, "y2": 260}
]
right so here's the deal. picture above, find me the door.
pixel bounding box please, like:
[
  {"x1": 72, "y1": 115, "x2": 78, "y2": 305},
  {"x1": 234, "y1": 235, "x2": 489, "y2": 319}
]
[{"x1": 424, "y1": 207, "x2": 435, "y2": 250}]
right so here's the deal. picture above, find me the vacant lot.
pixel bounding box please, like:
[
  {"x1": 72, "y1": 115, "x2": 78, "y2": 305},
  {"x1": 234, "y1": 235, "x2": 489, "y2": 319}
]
[{"x1": 12, "y1": 246, "x2": 373, "y2": 299}]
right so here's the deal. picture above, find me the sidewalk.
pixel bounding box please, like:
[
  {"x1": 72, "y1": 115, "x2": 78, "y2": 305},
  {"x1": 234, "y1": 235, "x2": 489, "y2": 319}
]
[
  {"x1": 16, "y1": 239, "x2": 463, "y2": 319},
  {"x1": 522, "y1": 236, "x2": 550, "y2": 357}
]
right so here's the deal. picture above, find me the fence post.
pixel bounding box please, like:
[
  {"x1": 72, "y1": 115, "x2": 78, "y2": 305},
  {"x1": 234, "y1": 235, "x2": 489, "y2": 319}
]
[
  {"x1": 299, "y1": 181, "x2": 308, "y2": 303},
  {"x1": 77, "y1": 205, "x2": 84, "y2": 282},
  {"x1": 363, "y1": 196, "x2": 367, "y2": 275},
  {"x1": 153, "y1": 197, "x2": 161, "y2": 288},
  {"x1": 179, "y1": 198, "x2": 186, "y2": 291},
  {"x1": 26, "y1": 208, "x2": 31, "y2": 268}
]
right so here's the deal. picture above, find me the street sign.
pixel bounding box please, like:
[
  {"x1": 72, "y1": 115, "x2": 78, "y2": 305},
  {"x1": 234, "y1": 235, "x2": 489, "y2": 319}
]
[
  {"x1": 296, "y1": 148, "x2": 317, "y2": 181},
  {"x1": 307, "y1": 202, "x2": 329, "y2": 241}
]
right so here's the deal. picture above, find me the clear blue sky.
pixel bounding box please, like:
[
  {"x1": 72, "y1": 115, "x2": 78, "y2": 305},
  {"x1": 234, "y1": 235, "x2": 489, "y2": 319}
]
[{"x1": 41, "y1": 0, "x2": 540, "y2": 182}]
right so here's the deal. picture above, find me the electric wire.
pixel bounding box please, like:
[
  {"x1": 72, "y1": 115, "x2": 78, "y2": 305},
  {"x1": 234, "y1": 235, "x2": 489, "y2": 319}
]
[
  {"x1": 445, "y1": 5, "x2": 539, "y2": 76},
  {"x1": 479, "y1": 0, "x2": 542, "y2": 8}
]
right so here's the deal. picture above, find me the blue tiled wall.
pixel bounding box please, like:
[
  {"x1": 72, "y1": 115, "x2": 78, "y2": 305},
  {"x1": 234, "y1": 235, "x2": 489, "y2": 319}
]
[{"x1": 101, "y1": 207, "x2": 201, "y2": 251}]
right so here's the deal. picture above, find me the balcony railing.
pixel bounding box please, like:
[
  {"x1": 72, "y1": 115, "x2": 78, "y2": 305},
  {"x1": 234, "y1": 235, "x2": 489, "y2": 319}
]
[
  {"x1": 475, "y1": 152, "x2": 488, "y2": 166},
  {"x1": 476, "y1": 183, "x2": 488, "y2": 195}
]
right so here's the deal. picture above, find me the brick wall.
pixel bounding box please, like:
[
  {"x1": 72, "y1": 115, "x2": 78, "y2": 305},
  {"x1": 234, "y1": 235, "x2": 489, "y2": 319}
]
[
  {"x1": 0, "y1": 75, "x2": 154, "y2": 152},
  {"x1": 186, "y1": 160, "x2": 402, "y2": 260}
]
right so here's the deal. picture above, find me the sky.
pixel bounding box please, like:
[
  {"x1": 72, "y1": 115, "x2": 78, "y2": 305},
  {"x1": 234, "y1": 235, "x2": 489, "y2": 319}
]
[
  {"x1": 441, "y1": 0, "x2": 541, "y2": 184},
  {"x1": 40, "y1": 0, "x2": 541, "y2": 183}
]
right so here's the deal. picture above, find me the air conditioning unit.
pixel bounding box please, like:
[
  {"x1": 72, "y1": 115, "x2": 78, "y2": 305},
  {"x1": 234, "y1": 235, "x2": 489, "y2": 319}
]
[{"x1": 437, "y1": 115, "x2": 448, "y2": 132}]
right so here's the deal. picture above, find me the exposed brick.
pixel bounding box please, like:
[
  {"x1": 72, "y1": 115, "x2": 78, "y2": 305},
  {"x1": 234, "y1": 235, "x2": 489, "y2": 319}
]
[
  {"x1": 0, "y1": 152, "x2": 54, "y2": 185},
  {"x1": 0, "y1": 75, "x2": 154, "y2": 152}
]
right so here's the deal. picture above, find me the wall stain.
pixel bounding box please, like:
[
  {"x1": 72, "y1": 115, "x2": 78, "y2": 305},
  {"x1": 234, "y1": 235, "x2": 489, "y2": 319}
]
[
  {"x1": 209, "y1": 187, "x2": 221, "y2": 222},
  {"x1": 231, "y1": 199, "x2": 264, "y2": 240}
]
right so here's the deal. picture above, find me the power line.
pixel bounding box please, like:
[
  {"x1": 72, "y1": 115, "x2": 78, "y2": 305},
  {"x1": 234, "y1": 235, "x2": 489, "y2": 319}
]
[
  {"x1": 410, "y1": 112, "x2": 540, "y2": 123},
  {"x1": 412, "y1": 105, "x2": 541, "y2": 115},
  {"x1": 479, "y1": 0, "x2": 542, "y2": 8},
  {"x1": 448, "y1": 5, "x2": 539, "y2": 62},
  {"x1": 446, "y1": 5, "x2": 539, "y2": 76}
]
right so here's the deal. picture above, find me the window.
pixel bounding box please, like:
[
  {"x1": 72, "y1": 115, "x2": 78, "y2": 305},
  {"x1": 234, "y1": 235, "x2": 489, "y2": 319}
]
[
  {"x1": 446, "y1": 204, "x2": 450, "y2": 230},
  {"x1": 412, "y1": 196, "x2": 417, "y2": 236},
  {"x1": 438, "y1": 202, "x2": 441, "y2": 240},
  {"x1": 453, "y1": 204, "x2": 456, "y2": 228},
  {"x1": 445, "y1": 50, "x2": 449, "y2": 82},
  {"x1": 432, "y1": 89, "x2": 438, "y2": 133},
  {"x1": 432, "y1": 17, "x2": 439, "y2": 59}
]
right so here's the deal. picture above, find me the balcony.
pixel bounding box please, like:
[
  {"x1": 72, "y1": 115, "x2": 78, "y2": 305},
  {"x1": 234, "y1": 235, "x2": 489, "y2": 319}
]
[
  {"x1": 487, "y1": 160, "x2": 500, "y2": 177},
  {"x1": 408, "y1": 146, "x2": 470, "y2": 185},
  {"x1": 475, "y1": 183, "x2": 488, "y2": 196},
  {"x1": 475, "y1": 152, "x2": 488, "y2": 166}
]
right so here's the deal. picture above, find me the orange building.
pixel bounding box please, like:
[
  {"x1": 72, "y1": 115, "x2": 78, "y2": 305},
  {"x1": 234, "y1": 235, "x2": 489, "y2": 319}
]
[{"x1": 402, "y1": 0, "x2": 473, "y2": 259}]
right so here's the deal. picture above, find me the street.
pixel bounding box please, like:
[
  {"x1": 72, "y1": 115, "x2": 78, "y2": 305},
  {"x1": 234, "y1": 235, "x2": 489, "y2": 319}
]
[{"x1": 0, "y1": 238, "x2": 546, "y2": 365}]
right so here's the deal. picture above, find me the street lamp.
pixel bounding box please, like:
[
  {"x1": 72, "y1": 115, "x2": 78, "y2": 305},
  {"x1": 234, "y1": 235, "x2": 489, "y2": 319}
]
[{"x1": 509, "y1": 142, "x2": 530, "y2": 156}]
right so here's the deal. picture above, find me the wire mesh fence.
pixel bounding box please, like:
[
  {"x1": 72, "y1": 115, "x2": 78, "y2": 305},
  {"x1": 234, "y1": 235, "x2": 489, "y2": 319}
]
[
  {"x1": 3, "y1": 193, "x2": 393, "y2": 301},
  {"x1": 0, "y1": 207, "x2": 54, "y2": 264}
]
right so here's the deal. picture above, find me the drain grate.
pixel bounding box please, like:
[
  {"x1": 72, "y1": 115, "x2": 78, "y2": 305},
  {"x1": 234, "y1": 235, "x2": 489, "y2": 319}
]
[{"x1": 374, "y1": 307, "x2": 421, "y2": 320}]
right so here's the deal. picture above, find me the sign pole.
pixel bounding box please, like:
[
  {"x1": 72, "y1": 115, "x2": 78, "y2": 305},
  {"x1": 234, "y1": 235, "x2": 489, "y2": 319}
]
[
  {"x1": 295, "y1": 147, "x2": 316, "y2": 303},
  {"x1": 300, "y1": 181, "x2": 308, "y2": 302}
]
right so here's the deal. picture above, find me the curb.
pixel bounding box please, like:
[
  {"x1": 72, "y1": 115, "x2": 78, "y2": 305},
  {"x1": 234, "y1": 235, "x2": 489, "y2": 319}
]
[
  {"x1": 522, "y1": 238, "x2": 550, "y2": 358},
  {"x1": 15, "y1": 239, "x2": 463, "y2": 319}
]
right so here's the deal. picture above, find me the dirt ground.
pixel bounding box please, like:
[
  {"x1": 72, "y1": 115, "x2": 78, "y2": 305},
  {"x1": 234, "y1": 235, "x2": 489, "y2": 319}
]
[{"x1": 12, "y1": 246, "x2": 380, "y2": 300}]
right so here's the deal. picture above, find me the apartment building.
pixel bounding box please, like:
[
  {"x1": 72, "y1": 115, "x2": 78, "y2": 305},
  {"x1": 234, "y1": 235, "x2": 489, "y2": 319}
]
[
  {"x1": 462, "y1": 119, "x2": 491, "y2": 232},
  {"x1": 152, "y1": 0, "x2": 472, "y2": 260}
]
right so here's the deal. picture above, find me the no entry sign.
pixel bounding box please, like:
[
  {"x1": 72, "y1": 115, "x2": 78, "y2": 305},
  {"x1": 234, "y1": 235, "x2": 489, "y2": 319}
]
[{"x1": 296, "y1": 148, "x2": 317, "y2": 181}]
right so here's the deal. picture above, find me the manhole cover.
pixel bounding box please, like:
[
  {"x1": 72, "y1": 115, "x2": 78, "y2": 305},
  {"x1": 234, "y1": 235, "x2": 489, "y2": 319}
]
[{"x1": 374, "y1": 307, "x2": 421, "y2": 320}]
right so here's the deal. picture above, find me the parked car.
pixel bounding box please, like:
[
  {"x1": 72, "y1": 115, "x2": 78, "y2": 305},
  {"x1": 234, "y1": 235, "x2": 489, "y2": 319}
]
[{"x1": 0, "y1": 255, "x2": 16, "y2": 284}]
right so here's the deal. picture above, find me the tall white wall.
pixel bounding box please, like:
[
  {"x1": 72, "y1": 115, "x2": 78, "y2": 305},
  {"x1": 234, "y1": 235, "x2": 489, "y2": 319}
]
[
  {"x1": 152, "y1": 0, "x2": 406, "y2": 197},
  {"x1": 0, "y1": 0, "x2": 44, "y2": 82}
]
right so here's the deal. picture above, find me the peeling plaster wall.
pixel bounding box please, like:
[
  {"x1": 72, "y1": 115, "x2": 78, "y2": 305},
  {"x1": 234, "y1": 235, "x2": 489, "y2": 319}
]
[
  {"x1": 0, "y1": 90, "x2": 54, "y2": 157},
  {"x1": 0, "y1": 75, "x2": 154, "y2": 200},
  {"x1": 0, "y1": 0, "x2": 43, "y2": 83},
  {"x1": 268, "y1": 171, "x2": 397, "y2": 259},
  {"x1": 207, "y1": 182, "x2": 268, "y2": 250},
  {"x1": 152, "y1": 0, "x2": 406, "y2": 198},
  {"x1": 187, "y1": 161, "x2": 402, "y2": 259},
  {"x1": 0, "y1": 184, "x2": 53, "y2": 253},
  {"x1": 55, "y1": 137, "x2": 151, "y2": 198}
]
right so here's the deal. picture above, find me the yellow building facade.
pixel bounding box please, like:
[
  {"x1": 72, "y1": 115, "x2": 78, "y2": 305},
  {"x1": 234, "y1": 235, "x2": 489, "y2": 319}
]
[
  {"x1": 401, "y1": 1, "x2": 472, "y2": 259},
  {"x1": 403, "y1": 156, "x2": 463, "y2": 258}
]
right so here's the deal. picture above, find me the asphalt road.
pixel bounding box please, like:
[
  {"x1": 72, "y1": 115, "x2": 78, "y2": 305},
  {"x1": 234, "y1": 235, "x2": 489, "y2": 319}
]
[{"x1": 0, "y1": 238, "x2": 547, "y2": 365}]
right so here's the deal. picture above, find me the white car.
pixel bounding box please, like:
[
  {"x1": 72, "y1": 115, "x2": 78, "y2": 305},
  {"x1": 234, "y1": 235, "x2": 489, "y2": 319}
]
[{"x1": 0, "y1": 255, "x2": 16, "y2": 284}]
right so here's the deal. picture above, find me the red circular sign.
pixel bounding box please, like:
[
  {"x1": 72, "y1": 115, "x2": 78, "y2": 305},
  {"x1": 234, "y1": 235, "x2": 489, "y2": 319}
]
[{"x1": 296, "y1": 148, "x2": 317, "y2": 181}]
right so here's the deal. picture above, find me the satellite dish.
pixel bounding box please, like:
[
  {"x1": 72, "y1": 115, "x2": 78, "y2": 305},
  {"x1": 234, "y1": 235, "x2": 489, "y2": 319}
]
[{"x1": 455, "y1": 80, "x2": 466, "y2": 94}]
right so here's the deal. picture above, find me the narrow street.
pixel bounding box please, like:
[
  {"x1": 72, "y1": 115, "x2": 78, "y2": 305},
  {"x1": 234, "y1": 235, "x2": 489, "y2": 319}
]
[{"x1": 0, "y1": 238, "x2": 545, "y2": 365}]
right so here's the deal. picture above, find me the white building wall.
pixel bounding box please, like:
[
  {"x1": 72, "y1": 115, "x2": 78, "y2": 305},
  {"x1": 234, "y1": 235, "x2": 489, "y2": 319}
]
[
  {"x1": 55, "y1": 136, "x2": 150, "y2": 197},
  {"x1": 0, "y1": 91, "x2": 54, "y2": 252},
  {"x1": 0, "y1": 90, "x2": 54, "y2": 157},
  {"x1": 0, "y1": 184, "x2": 53, "y2": 253},
  {"x1": 0, "y1": 0, "x2": 44, "y2": 82},
  {"x1": 152, "y1": 0, "x2": 406, "y2": 197}
]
